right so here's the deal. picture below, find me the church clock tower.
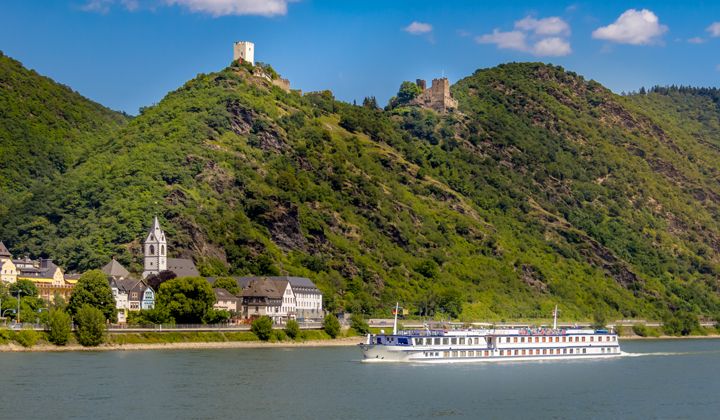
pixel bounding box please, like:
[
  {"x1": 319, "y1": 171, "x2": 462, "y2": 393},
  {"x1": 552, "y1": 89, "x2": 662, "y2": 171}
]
[{"x1": 142, "y1": 216, "x2": 167, "y2": 279}]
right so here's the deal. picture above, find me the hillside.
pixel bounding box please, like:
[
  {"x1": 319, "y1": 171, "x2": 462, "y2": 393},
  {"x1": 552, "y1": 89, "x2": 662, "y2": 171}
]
[
  {"x1": 1, "y1": 57, "x2": 720, "y2": 321},
  {"x1": 0, "y1": 51, "x2": 128, "y2": 248}
]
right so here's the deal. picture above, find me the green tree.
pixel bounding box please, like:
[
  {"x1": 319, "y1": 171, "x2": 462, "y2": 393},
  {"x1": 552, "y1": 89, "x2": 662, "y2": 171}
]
[
  {"x1": 591, "y1": 310, "x2": 607, "y2": 330},
  {"x1": 46, "y1": 308, "x2": 72, "y2": 345},
  {"x1": 127, "y1": 306, "x2": 174, "y2": 326},
  {"x1": 156, "y1": 277, "x2": 215, "y2": 324},
  {"x1": 350, "y1": 313, "x2": 370, "y2": 334},
  {"x1": 663, "y1": 311, "x2": 700, "y2": 336},
  {"x1": 10, "y1": 279, "x2": 38, "y2": 298},
  {"x1": 251, "y1": 316, "x2": 273, "y2": 341},
  {"x1": 204, "y1": 309, "x2": 231, "y2": 324},
  {"x1": 75, "y1": 304, "x2": 106, "y2": 346},
  {"x1": 213, "y1": 277, "x2": 240, "y2": 295},
  {"x1": 285, "y1": 318, "x2": 300, "y2": 339},
  {"x1": 323, "y1": 314, "x2": 341, "y2": 338},
  {"x1": 67, "y1": 270, "x2": 117, "y2": 322},
  {"x1": 397, "y1": 81, "x2": 422, "y2": 104}
]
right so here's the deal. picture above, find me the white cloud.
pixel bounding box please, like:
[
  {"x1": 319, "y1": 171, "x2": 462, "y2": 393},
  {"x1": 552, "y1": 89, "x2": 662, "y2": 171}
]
[
  {"x1": 687, "y1": 37, "x2": 705, "y2": 44},
  {"x1": 165, "y1": 0, "x2": 292, "y2": 17},
  {"x1": 404, "y1": 21, "x2": 433, "y2": 35},
  {"x1": 532, "y1": 37, "x2": 572, "y2": 56},
  {"x1": 476, "y1": 30, "x2": 528, "y2": 51},
  {"x1": 708, "y1": 22, "x2": 720, "y2": 37},
  {"x1": 81, "y1": 0, "x2": 294, "y2": 16},
  {"x1": 476, "y1": 15, "x2": 572, "y2": 57},
  {"x1": 592, "y1": 9, "x2": 668, "y2": 45},
  {"x1": 81, "y1": 0, "x2": 114, "y2": 13},
  {"x1": 515, "y1": 16, "x2": 570, "y2": 36}
]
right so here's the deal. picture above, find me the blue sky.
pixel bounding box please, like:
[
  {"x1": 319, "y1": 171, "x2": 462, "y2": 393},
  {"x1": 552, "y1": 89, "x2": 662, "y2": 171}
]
[{"x1": 1, "y1": 0, "x2": 719, "y2": 114}]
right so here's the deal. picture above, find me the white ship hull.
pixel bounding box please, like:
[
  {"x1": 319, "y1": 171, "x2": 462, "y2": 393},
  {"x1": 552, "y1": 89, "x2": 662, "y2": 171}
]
[{"x1": 359, "y1": 328, "x2": 622, "y2": 363}]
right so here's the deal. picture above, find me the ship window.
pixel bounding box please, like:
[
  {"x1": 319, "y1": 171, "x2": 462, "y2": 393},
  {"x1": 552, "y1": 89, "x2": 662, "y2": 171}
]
[
  {"x1": 562, "y1": 337, "x2": 566, "y2": 342},
  {"x1": 535, "y1": 337, "x2": 539, "y2": 343},
  {"x1": 583, "y1": 349, "x2": 587, "y2": 354},
  {"x1": 443, "y1": 338, "x2": 449, "y2": 345},
  {"x1": 590, "y1": 336, "x2": 594, "y2": 342},
  {"x1": 514, "y1": 350, "x2": 518, "y2": 356},
  {"x1": 555, "y1": 337, "x2": 559, "y2": 342},
  {"x1": 563, "y1": 348, "x2": 567, "y2": 354},
  {"x1": 542, "y1": 337, "x2": 546, "y2": 343},
  {"x1": 484, "y1": 351, "x2": 489, "y2": 357},
  {"x1": 521, "y1": 349, "x2": 526, "y2": 355},
  {"x1": 452, "y1": 351, "x2": 458, "y2": 357},
  {"x1": 451, "y1": 338, "x2": 457, "y2": 345},
  {"x1": 570, "y1": 349, "x2": 574, "y2": 354},
  {"x1": 499, "y1": 350, "x2": 504, "y2": 356},
  {"x1": 542, "y1": 349, "x2": 547, "y2": 355},
  {"x1": 513, "y1": 337, "x2": 518, "y2": 343},
  {"x1": 582, "y1": 337, "x2": 586, "y2": 342},
  {"x1": 520, "y1": 337, "x2": 524, "y2": 343}
]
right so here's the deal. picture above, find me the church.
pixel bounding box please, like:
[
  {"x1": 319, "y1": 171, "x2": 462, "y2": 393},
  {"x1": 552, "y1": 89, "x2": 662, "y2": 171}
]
[{"x1": 103, "y1": 216, "x2": 199, "y2": 322}]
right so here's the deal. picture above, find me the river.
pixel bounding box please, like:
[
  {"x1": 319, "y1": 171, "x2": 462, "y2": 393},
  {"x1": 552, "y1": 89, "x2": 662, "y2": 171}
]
[{"x1": 0, "y1": 339, "x2": 718, "y2": 419}]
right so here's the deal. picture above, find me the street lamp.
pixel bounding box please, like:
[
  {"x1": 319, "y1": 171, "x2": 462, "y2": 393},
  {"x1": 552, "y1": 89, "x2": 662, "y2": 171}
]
[
  {"x1": 2, "y1": 309, "x2": 16, "y2": 325},
  {"x1": 15, "y1": 289, "x2": 24, "y2": 324}
]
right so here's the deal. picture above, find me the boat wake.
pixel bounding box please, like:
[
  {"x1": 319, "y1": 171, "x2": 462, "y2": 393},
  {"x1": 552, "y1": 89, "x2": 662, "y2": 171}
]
[{"x1": 621, "y1": 350, "x2": 720, "y2": 357}]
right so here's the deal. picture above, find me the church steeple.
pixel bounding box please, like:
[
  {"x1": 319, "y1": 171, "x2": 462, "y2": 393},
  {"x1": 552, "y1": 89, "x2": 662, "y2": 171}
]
[{"x1": 142, "y1": 216, "x2": 167, "y2": 279}]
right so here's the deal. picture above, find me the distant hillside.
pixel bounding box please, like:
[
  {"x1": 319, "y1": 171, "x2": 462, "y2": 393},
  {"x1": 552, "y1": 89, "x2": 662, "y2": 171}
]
[{"x1": 1, "y1": 57, "x2": 720, "y2": 321}]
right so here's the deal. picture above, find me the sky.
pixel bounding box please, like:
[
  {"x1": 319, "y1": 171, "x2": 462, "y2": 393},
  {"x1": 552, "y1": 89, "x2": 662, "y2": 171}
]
[{"x1": 1, "y1": 0, "x2": 719, "y2": 114}]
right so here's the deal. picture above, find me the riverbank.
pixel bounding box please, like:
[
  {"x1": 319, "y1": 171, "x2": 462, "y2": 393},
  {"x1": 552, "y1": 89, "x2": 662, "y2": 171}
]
[
  {"x1": 0, "y1": 335, "x2": 364, "y2": 352},
  {"x1": 621, "y1": 334, "x2": 720, "y2": 340}
]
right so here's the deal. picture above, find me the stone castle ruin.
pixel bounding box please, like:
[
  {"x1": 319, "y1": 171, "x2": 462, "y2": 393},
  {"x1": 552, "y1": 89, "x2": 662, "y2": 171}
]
[
  {"x1": 232, "y1": 41, "x2": 291, "y2": 93},
  {"x1": 410, "y1": 77, "x2": 458, "y2": 112}
]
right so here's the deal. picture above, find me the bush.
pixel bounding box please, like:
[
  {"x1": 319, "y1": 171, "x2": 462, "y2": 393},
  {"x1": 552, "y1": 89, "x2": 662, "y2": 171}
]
[
  {"x1": 632, "y1": 324, "x2": 648, "y2": 337},
  {"x1": 350, "y1": 313, "x2": 370, "y2": 334},
  {"x1": 663, "y1": 311, "x2": 701, "y2": 336},
  {"x1": 46, "y1": 309, "x2": 72, "y2": 345},
  {"x1": 251, "y1": 316, "x2": 273, "y2": 341},
  {"x1": 15, "y1": 329, "x2": 40, "y2": 348},
  {"x1": 75, "y1": 305, "x2": 106, "y2": 346},
  {"x1": 323, "y1": 314, "x2": 341, "y2": 338},
  {"x1": 284, "y1": 319, "x2": 300, "y2": 340},
  {"x1": 272, "y1": 329, "x2": 287, "y2": 341}
]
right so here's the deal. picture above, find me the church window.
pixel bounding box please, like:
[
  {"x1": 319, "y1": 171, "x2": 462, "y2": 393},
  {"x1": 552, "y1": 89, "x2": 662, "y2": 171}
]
[
  {"x1": 161, "y1": 245, "x2": 165, "y2": 255},
  {"x1": 149, "y1": 245, "x2": 155, "y2": 255}
]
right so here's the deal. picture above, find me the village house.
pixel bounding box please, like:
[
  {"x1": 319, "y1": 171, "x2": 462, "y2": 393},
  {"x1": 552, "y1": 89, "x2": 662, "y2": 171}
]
[
  {"x1": 0, "y1": 242, "x2": 76, "y2": 302},
  {"x1": 103, "y1": 258, "x2": 133, "y2": 323},
  {"x1": 213, "y1": 288, "x2": 240, "y2": 313},
  {"x1": 240, "y1": 276, "x2": 323, "y2": 320}
]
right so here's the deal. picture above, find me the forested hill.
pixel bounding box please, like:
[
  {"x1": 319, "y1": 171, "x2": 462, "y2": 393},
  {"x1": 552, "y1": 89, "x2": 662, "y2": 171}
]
[
  {"x1": 0, "y1": 52, "x2": 128, "y2": 228},
  {"x1": 1, "y1": 56, "x2": 720, "y2": 321}
]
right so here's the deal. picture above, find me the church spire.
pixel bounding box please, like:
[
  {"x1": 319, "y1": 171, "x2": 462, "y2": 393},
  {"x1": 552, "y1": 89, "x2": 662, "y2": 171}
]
[{"x1": 142, "y1": 216, "x2": 167, "y2": 279}]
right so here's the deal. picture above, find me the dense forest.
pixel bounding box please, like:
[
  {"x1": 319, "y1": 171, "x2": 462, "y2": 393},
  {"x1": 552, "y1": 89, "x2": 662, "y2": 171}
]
[{"x1": 2, "y1": 52, "x2": 720, "y2": 321}]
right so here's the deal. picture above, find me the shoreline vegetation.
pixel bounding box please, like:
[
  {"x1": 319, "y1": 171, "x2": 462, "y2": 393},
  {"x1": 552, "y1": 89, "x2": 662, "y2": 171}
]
[{"x1": 1, "y1": 324, "x2": 719, "y2": 352}]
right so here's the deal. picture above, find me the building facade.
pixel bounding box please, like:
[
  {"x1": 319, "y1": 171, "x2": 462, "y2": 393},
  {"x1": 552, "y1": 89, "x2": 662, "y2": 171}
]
[{"x1": 213, "y1": 288, "x2": 240, "y2": 313}]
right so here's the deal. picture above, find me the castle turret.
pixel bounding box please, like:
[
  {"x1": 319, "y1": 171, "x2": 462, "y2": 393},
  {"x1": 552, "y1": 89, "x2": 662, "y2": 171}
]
[
  {"x1": 142, "y1": 216, "x2": 167, "y2": 279},
  {"x1": 233, "y1": 41, "x2": 255, "y2": 65}
]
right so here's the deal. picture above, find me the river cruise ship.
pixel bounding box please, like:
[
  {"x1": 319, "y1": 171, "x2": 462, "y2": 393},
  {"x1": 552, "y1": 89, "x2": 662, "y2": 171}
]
[{"x1": 359, "y1": 306, "x2": 621, "y2": 363}]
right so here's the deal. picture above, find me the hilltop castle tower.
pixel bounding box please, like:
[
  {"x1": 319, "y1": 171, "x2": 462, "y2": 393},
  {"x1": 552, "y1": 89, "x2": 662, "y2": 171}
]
[
  {"x1": 410, "y1": 78, "x2": 458, "y2": 112},
  {"x1": 233, "y1": 41, "x2": 255, "y2": 65},
  {"x1": 142, "y1": 216, "x2": 167, "y2": 279}
]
